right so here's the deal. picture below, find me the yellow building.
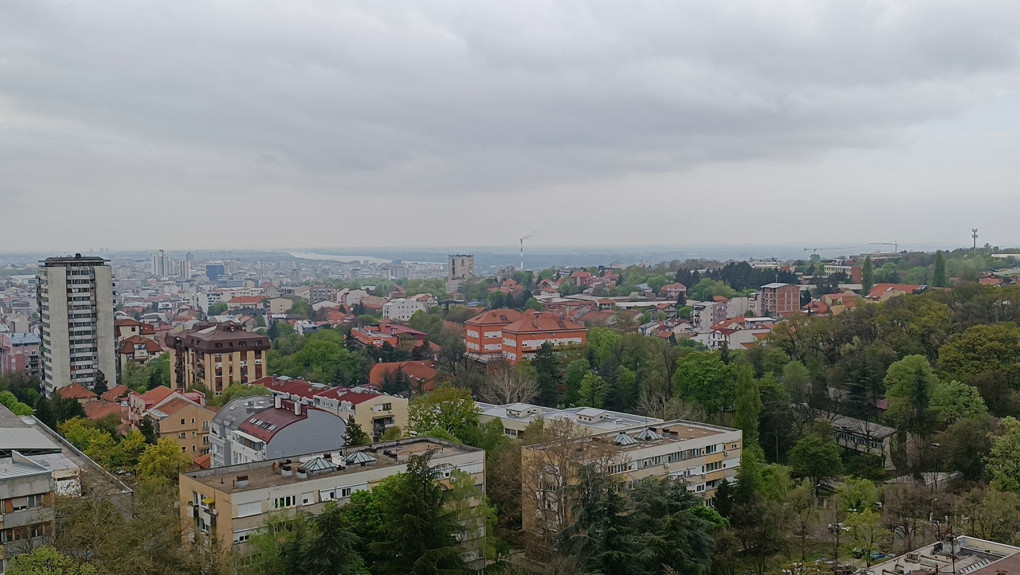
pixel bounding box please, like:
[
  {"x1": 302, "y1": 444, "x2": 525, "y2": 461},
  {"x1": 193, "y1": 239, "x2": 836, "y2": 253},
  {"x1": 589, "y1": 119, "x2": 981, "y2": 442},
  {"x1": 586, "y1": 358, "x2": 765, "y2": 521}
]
[{"x1": 165, "y1": 323, "x2": 270, "y2": 395}]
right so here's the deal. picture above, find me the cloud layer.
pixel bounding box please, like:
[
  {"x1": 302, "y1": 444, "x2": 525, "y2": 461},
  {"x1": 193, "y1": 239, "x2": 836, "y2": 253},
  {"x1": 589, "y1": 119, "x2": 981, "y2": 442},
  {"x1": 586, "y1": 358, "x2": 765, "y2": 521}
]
[{"x1": 2, "y1": 1, "x2": 1020, "y2": 251}]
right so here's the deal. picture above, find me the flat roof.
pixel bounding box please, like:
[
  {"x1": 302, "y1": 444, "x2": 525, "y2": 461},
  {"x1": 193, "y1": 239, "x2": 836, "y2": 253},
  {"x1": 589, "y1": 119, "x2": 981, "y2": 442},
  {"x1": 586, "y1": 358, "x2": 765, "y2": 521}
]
[
  {"x1": 867, "y1": 537, "x2": 1020, "y2": 575},
  {"x1": 184, "y1": 438, "x2": 481, "y2": 493},
  {"x1": 527, "y1": 419, "x2": 739, "y2": 453}
]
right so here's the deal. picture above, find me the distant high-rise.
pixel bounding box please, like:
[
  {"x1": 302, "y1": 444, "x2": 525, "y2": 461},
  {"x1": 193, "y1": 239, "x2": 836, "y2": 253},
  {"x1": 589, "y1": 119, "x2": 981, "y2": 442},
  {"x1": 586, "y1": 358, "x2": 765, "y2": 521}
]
[
  {"x1": 448, "y1": 254, "x2": 475, "y2": 281},
  {"x1": 206, "y1": 261, "x2": 226, "y2": 281},
  {"x1": 152, "y1": 250, "x2": 167, "y2": 278},
  {"x1": 37, "y1": 255, "x2": 117, "y2": 396}
]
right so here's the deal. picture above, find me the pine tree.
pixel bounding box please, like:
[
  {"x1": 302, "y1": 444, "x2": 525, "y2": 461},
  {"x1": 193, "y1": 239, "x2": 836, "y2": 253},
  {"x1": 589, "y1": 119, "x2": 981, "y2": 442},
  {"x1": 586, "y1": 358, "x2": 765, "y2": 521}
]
[
  {"x1": 732, "y1": 365, "x2": 761, "y2": 446},
  {"x1": 533, "y1": 343, "x2": 559, "y2": 407},
  {"x1": 343, "y1": 416, "x2": 370, "y2": 446},
  {"x1": 93, "y1": 370, "x2": 109, "y2": 396},
  {"x1": 862, "y1": 256, "x2": 874, "y2": 293},
  {"x1": 933, "y1": 250, "x2": 947, "y2": 287}
]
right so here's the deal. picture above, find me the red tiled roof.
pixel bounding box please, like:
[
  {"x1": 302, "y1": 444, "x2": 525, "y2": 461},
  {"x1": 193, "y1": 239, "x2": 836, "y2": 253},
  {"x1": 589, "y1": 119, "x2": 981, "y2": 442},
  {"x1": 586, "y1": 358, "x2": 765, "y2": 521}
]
[
  {"x1": 251, "y1": 377, "x2": 322, "y2": 401},
  {"x1": 84, "y1": 400, "x2": 122, "y2": 422},
  {"x1": 465, "y1": 309, "x2": 524, "y2": 327},
  {"x1": 503, "y1": 311, "x2": 585, "y2": 334},
  {"x1": 314, "y1": 388, "x2": 381, "y2": 405},
  {"x1": 57, "y1": 383, "x2": 97, "y2": 401},
  {"x1": 118, "y1": 335, "x2": 163, "y2": 355},
  {"x1": 135, "y1": 386, "x2": 175, "y2": 405},
  {"x1": 867, "y1": 283, "x2": 921, "y2": 299},
  {"x1": 149, "y1": 397, "x2": 195, "y2": 417},
  {"x1": 228, "y1": 296, "x2": 266, "y2": 305},
  {"x1": 101, "y1": 385, "x2": 131, "y2": 402},
  {"x1": 193, "y1": 454, "x2": 211, "y2": 469},
  {"x1": 368, "y1": 361, "x2": 439, "y2": 387},
  {"x1": 237, "y1": 400, "x2": 308, "y2": 443}
]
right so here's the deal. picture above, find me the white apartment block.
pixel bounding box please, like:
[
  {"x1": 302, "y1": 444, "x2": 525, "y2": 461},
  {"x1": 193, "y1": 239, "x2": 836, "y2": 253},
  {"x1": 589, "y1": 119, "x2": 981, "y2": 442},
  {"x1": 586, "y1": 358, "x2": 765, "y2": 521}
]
[
  {"x1": 37, "y1": 255, "x2": 117, "y2": 396},
  {"x1": 381, "y1": 298, "x2": 428, "y2": 322}
]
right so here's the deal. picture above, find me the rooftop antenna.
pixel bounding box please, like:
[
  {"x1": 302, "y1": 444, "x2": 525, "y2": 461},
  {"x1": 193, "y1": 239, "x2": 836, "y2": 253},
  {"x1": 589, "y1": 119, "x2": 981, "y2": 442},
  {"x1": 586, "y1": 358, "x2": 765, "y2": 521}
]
[
  {"x1": 972, "y1": 228, "x2": 979, "y2": 253},
  {"x1": 520, "y1": 233, "x2": 534, "y2": 271}
]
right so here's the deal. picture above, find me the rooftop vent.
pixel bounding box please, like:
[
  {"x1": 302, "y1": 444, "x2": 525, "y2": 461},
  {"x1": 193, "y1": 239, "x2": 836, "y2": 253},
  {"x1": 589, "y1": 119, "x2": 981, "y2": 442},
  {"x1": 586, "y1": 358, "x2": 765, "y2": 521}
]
[
  {"x1": 614, "y1": 433, "x2": 638, "y2": 446},
  {"x1": 634, "y1": 428, "x2": 662, "y2": 441}
]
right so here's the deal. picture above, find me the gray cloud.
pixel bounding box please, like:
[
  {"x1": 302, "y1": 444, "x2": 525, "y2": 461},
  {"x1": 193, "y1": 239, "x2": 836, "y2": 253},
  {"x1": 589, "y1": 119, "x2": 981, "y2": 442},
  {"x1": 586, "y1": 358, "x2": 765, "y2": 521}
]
[{"x1": 2, "y1": 1, "x2": 1020, "y2": 250}]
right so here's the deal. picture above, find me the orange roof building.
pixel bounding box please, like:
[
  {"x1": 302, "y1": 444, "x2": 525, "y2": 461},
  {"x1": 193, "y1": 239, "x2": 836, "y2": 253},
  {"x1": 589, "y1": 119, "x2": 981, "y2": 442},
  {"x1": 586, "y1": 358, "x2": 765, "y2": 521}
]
[
  {"x1": 464, "y1": 309, "x2": 523, "y2": 362},
  {"x1": 501, "y1": 311, "x2": 587, "y2": 363}
]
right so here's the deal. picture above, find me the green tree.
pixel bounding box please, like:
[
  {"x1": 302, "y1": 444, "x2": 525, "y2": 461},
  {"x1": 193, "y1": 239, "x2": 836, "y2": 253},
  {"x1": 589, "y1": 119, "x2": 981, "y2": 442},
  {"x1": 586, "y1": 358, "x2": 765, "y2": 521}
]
[
  {"x1": 561, "y1": 359, "x2": 590, "y2": 407},
  {"x1": 209, "y1": 384, "x2": 273, "y2": 407},
  {"x1": 988, "y1": 417, "x2": 1020, "y2": 493},
  {"x1": 9, "y1": 546, "x2": 98, "y2": 575},
  {"x1": 343, "y1": 415, "x2": 370, "y2": 446},
  {"x1": 408, "y1": 387, "x2": 478, "y2": 442},
  {"x1": 0, "y1": 390, "x2": 33, "y2": 415},
  {"x1": 207, "y1": 302, "x2": 228, "y2": 316},
  {"x1": 884, "y1": 355, "x2": 936, "y2": 437},
  {"x1": 732, "y1": 365, "x2": 761, "y2": 447},
  {"x1": 940, "y1": 415, "x2": 995, "y2": 481},
  {"x1": 930, "y1": 379, "x2": 988, "y2": 426},
  {"x1": 673, "y1": 352, "x2": 734, "y2": 413},
  {"x1": 370, "y1": 452, "x2": 466, "y2": 575},
  {"x1": 578, "y1": 373, "x2": 608, "y2": 408},
  {"x1": 532, "y1": 343, "x2": 559, "y2": 407},
  {"x1": 862, "y1": 256, "x2": 874, "y2": 294},
  {"x1": 145, "y1": 354, "x2": 170, "y2": 390},
  {"x1": 933, "y1": 250, "x2": 947, "y2": 287},
  {"x1": 137, "y1": 438, "x2": 193, "y2": 482},
  {"x1": 92, "y1": 370, "x2": 109, "y2": 396},
  {"x1": 846, "y1": 509, "x2": 890, "y2": 568},
  {"x1": 788, "y1": 426, "x2": 842, "y2": 487},
  {"x1": 938, "y1": 323, "x2": 1020, "y2": 389}
]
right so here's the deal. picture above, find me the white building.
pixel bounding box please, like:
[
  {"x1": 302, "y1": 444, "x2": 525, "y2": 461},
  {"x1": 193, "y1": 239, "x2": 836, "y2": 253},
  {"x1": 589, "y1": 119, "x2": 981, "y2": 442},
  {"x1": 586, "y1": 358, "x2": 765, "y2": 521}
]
[
  {"x1": 37, "y1": 255, "x2": 117, "y2": 396},
  {"x1": 382, "y1": 298, "x2": 429, "y2": 322}
]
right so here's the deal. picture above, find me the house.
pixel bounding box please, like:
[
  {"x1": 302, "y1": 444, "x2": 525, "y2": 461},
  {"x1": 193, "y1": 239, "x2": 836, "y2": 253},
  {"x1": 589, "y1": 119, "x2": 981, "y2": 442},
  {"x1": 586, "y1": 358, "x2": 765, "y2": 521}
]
[
  {"x1": 127, "y1": 386, "x2": 206, "y2": 429},
  {"x1": 267, "y1": 298, "x2": 294, "y2": 314},
  {"x1": 464, "y1": 309, "x2": 524, "y2": 362},
  {"x1": 118, "y1": 335, "x2": 163, "y2": 371},
  {"x1": 820, "y1": 292, "x2": 859, "y2": 315},
  {"x1": 367, "y1": 361, "x2": 441, "y2": 393},
  {"x1": 500, "y1": 311, "x2": 587, "y2": 363},
  {"x1": 382, "y1": 298, "x2": 429, "y2": 322},
  {"x1": 659, "y1": 283, "x2": 687, "y2": 300},
  {"x1": 822, "y1": 413, "x2": 897, "y2": 470},
  {"x1": 55, "y1": 383, "x2": 98, "y2": 405},
  {"x1": 207, "y1": 395, "x2": 347, "y2": 468},
  {"x1": 144, "y1": 395, "x2": 217, "y2": 458},
  {"x1": 866, "y1": 283, "x2": 924, "y2": 302},
  {"x1": 569, "y1": 271, "x2": 595, "y2": 288}
]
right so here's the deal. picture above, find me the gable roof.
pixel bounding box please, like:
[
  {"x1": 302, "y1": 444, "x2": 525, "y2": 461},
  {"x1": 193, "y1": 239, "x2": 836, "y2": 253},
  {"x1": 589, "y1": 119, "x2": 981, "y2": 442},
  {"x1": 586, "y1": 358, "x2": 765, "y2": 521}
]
[
  {"x1": 101, "y1": 385, "x2": 131, "y2": 402},
  {"x1": 502, "y1": 310, "x2": 585, "y2": 334},
  {"x1": 465, "y1": 309, "x2": 524, "y2": 327},
  {"x1": 867, "y1": 283, "x2": 922, "y2": 300},
  {"x1": 56, "y1": 383, "x2": 97, "y2": 401},
  {"x1": 118, "y1": 335, "x2": 163, "y2": 355}
]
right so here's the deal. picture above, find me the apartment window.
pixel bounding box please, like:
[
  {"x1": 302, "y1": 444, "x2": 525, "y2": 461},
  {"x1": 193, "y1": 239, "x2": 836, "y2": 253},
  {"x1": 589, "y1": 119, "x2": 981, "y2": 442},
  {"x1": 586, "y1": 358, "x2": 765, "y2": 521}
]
[
  {"x1": 705, "y1": 461, "x2": 722, "y2": 473},
  {"x1": 382, "y1": 403, "x2": 392, "y2": 411},
  {"x1": 181, "y1": 418, "x2": 186, "y2": 425},
  {"x1": 179, "y1": 432, "x2": 187, "y2": 439},
  {"x1": 705, "y1": 444, "x2": 718, "y2": 454},
  {"x1": 26, "y1": 494, "x2": 44, "y2": 509},
  {"x1": 274, "y1": 496, "x2": 296, "y2": 509}
]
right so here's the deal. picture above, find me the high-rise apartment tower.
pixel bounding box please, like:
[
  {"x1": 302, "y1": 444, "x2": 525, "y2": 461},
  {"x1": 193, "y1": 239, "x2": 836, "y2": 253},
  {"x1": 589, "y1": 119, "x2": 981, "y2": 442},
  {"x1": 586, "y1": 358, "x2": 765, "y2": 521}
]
[{"x1": 37, "y1": 255, "x2": 117, "y2": 396}]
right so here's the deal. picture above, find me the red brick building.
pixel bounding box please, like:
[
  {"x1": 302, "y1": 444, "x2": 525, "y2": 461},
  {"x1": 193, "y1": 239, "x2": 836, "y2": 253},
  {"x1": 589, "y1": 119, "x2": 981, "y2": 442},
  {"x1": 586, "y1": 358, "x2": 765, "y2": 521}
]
[
  {"x1": 464, "y1": 309, "x2": 524, "y2": 361},
  {"x1": 759, "y1": 283, "x2": 801, "y2": 318},
  {"x1": 500, "y1": 311, "x2": 587, "y2": 363}
]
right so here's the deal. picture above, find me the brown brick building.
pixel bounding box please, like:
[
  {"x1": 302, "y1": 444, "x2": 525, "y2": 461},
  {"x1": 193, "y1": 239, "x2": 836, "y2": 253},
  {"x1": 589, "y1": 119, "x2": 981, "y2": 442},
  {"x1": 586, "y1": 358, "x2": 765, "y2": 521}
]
[{"x1": 165, "y1": 324, "x2": 270, "y2": 395}]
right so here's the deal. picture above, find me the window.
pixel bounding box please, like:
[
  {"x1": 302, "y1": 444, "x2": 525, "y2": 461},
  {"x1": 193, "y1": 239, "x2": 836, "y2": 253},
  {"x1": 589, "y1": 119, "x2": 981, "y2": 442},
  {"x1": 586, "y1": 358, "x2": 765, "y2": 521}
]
[
  {"x1": 26, "y1": 494, "x2": 44, "y2": 509},
  {"x1": 705, "y1": 444, "x2": 718, "y2": 454},
  {"x1": 705, "y1": 461, "x2": 722, "y2": 473},
  {"x1": 382, "y1": 403, "x2": 392, "y2": 411},
  {"x1": 181, "y1": 418, "x2": 186, "y2": 425},
  {"x1": 274, "y1": 496, "x2": 296, "y2": 509}
]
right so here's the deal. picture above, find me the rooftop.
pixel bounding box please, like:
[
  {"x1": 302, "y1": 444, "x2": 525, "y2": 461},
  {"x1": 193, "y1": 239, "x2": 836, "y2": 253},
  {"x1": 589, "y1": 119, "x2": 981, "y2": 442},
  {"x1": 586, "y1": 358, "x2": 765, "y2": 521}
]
[
  {"x1": 867, "y1": 537, "x2": 1020, "y2": 575},
  {"x1": 184, "y1": 438, "x2": 481, "y2": 493},
  {"x1": 476, "y1": 402, "x2": 662, "y2": 432}
]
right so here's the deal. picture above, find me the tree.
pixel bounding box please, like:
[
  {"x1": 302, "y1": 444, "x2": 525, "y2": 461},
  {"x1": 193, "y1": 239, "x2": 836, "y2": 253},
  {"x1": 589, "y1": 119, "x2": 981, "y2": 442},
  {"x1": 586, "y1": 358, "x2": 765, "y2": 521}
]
[
  {"x1": 733, "y1": 365, "x2": 761, "y2": 447},
  {"x1": 862, "y1": 256, "x2": 874, "y2": 294},
  {"x1": 673, "y1": 352, "x2": 734, "y2": 413},
  {"x1": 561, "y1": 359, "x2": 590, "y2": 407},
  {"x1": 343, "y1": 415, "x2": 370, "y2": 446},
  {"x1": 9, "y1": 546, "x2": 98, "y2": 575},
  {"x1": 274, "y1": 504, "x2": 367, "y2": 575},
  {"x1": 0, "y1": 390, "x2": 33, "y2": 415},
  {"x1": 578, "y1": 373, "x2": 608, "y2": 408},
  {"x1": 846, "y1": 509, "x2": 890, "y2": 568},
  {"x1": 988, "y1": 417, "x2": 1020, "y2": 493},
  {"x1": 370, "y1": 452, "x2": 466, "y2": 575},
  {"x1": 408, "y1": 387, "x2": 478, "y2": 442},
  {"x1": 930, "y1": 378, "x2": 988, "y2": 426},
  {"x1": 954, "y1": 487, "x2": 1020, "y2": 544},
  {"x1": 940, "y1": 415, "x2": 995, "y2": 481},
  {"x1": 136, "y1": 438, "x2": 192, "y2": 482},
  {"x1": 782, "y1": 361, "x2": 812, "y2": 405},
  {"x1": 92, "y1": 370, "x2": 109, "y2": 396},
  {"x1": 938, "y1": 323, "x2": 1020, "y2": 389},
  {"x1": 207, "y1": 302, "x2": 228, "y2": 316},
  {"x1": 884, "y1": 355, "x2": 936, "y2": 438},
  {"x1": 532, "y1": 343, "x2": 559, "y2": 407},
  {"x1": 788, "y1": 426, "x2": 842, "y2": 487},
  {"x1": 932, "y1": 250, "x2": 947, "y2": 287},
  {"x1": 479, "y1": 362, "x2": 538, "y2": 405}
]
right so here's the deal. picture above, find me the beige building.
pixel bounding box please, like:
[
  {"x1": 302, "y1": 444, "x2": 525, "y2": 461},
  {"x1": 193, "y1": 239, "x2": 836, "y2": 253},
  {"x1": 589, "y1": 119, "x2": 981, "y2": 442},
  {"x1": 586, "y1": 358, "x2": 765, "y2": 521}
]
[
  {"x1": 267, "y1": 298, "x2": 294, "y2": 315},
  {"x1": 37, "y1": 255, "x2": 117, "y2": 396},
  {"x1": 148, "y1": 397, "x2": 216, "y2": 458},
  {"x1": 521, "y1": 419, "x2": 742, "y2": 557},
  {"x1": 165, "y1": 323, "x2": 271, "y2": 395},
  {"x1": 0, "y1": 452, "x2": 56, "y2": 571},
  {"x1": 476, "y1": 403, "x2": 662, "y2": 440},
  {"x1": 179, "y1": 438, "x2": 486, "y2": 559}
]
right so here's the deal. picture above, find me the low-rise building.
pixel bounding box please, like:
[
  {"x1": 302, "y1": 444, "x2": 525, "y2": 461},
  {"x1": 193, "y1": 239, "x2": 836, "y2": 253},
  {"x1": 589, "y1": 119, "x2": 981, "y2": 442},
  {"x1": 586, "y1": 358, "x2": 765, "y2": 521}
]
[
  {"x1": 382, "y1": 298, "x2": 429, "y2": 322},
  {"x1": 759, "y1": 283, "x2": 801, "y2": 318},
  {"x1": 464, "y1": 309, "x2": 523, "y2": 362},
  {"x1": 0, "y1": 451, "x2": 55, "y2": 569},
  {"x1": 208, "y1": 395, "x2": 347, "y2": 468},
  {"x1": 146, "y1": 396, "x2": 216, "y2": 459},
  {"x1": 165, "y1": 323, "x2": 271, "y2": 395},
  {"x1": 500, "y1": 311, "x2": 587, "y2": 363},
  {"x1": 179, "y1": 438, "x2": 486, "y2": 557},
  {"x1": 476, "y1": 402, "x2": 662, "y2": 440},
  {"x1": 824, "y1": 413, "x2": 897, "y2": 470}
]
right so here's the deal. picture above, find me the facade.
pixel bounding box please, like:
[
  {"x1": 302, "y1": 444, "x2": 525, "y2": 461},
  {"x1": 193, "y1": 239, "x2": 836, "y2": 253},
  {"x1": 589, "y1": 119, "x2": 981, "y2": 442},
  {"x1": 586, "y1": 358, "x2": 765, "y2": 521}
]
[
  {"x1": 0, "y1": 452, "x2": 56, "y2": 571},
  {"x1": 381, "y1": 298, "x2": 428, "y2": 322},
  {"x1": 0, "y1": 333, "x2": 41, "y2": 378},
  {"x1": 207, "y1": 396, "x2": 347, "y2": 468},
  {"x1": 37, "y1": 255, "x2": 117, "y2": 396},
  {"x1": 759, "y1": 283, "x2": 801, "y2": 318},
  {"x1": 165, "y1": 323, "x2": 271, "y2": 395},
  {"x1": 448, "y1": 254, "x2": 475, "y2": 281},
  {"x1": 522, "y1": 419, "x2": 742, "y2": 557},
  {"x1": 500, "y1": 311, "x2": 587, "y2": 363},
  {"x1": 147, "y1": 397, "x2": 216, "y2": 458},
  {"x1": 464, "y1": 309, "x2": 524, "y2": 362},
  {"x1": 825, "y1": 414, "x2": 897, "y2": 470},
  {"x1": 180, "y1": 438, "x2": 486, "y2": 561}
]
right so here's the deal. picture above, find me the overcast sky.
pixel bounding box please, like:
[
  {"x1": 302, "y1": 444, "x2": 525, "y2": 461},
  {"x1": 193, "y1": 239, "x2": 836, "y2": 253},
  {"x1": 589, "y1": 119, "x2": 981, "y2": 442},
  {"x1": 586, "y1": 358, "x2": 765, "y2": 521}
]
[{"x1": 2, "y1": 1, "x2": 1020, "y2": 253}]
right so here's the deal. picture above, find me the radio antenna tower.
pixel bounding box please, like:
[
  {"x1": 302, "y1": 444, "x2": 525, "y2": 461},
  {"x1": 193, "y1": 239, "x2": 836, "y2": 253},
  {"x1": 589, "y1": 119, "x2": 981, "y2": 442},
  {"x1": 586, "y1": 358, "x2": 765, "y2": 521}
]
[
  {"x1": 520, "y1": 234, "x2": 534, "y2": 271},
  {"x1": 972, "y1": 228, "x2": 979, "y2": 253}
]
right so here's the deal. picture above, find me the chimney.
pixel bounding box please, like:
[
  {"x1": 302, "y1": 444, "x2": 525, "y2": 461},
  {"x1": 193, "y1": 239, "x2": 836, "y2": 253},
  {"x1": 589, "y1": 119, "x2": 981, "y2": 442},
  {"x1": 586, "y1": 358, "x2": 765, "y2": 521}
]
[
  {"x1": 294, "y1": 401, "x2": 301, "y2": 416},
  {"x1": 274, "y1": 395, "x2": 282, "y2": 409}
]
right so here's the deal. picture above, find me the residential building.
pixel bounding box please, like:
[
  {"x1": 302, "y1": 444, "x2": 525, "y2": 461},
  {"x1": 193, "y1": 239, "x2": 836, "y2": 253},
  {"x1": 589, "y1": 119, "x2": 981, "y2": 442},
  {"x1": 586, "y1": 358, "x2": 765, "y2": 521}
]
[
  {"x1": 368, "y1": 360, "x2": 440, "y2": 393},
  {"x1": 37, "y1": 255, "x2": 117, "y2": 396},
  {"x1": 252, "y1": 377, "x2": 408, "y2": 441},
  {"x1": 500, "y1": 311, "x2": 587, "y2": 363},
  {"x1": 689, "y1": 300, "x2": 727, "y2": 329},
  {"x1": 0, "y1": 333, "x2": 41, "y2": 378},
  {"x1": 867, "y1": 537, "x2": 1020, "y2": 575},
  {"x1": 522, "y1": 419, "x2": 742, "y2": 558},
  {"x1": 759, "y1": 283, "x2": 801, "y2": 318},
  {"x1": 145, "y1": 395, "x2": 216, "y2": 459},
  {"x1": 117, "y1": 335, "x2": 163, "y2": 372},
  {"x1": 165, "y1": 323, "x2": 271, "y2": 395},
  {"x1": 382, "y1": 298, "x2": 428, "y2": 322},
  {"x1": 659, "y1": 283, "x2": 687, "y2": 300},
  {"x1": 866, "y1": 283, "x2": 924, "y2": 302},
  {"x1": 179, "y1": 438, "x2": 486, "y2": 563},
  {"x1": 824, "y1": 413, "x2": 897, "y2": 470},
  {"x1": 152, "y1": 250, "x2": 168, "y2": 278},
  {"x1": 348, "y1": 324, "x2": 430, "y2": 352},
  {"x1": 476, "y1": 402, "x2": 662, "y2": 440},
  {"x1": 464, "y1": 309, "x2": 523, "y2": 362},
  {"x1": 127, "y1": 386, "x2": 207, "y2": 429},
  {"x1": 0, "y1": 452, "x2": 55, "y2": 571},
  {"x1": 448, "y1": 254, "x2": 475, "y2": 281},
  {"x1": 267, "y1": 298, "x2": 293, "y2": 314},
  {"x1": 207, "y1": 395, "x2": 347, "y2": 468}
]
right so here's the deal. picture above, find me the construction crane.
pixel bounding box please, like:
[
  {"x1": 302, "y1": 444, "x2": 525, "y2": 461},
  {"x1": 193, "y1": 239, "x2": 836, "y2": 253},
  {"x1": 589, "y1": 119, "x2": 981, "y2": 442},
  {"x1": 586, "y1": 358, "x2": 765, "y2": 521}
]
[
  {"x1": 869, "y1": 241, "x2": 899, "y2": 253},
  {"x1": 803, "y1": 247, "x2": 857, "y2": 254},
  {"x1": 520, "y1": 234, "x2": 534, "y2": 271}
]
